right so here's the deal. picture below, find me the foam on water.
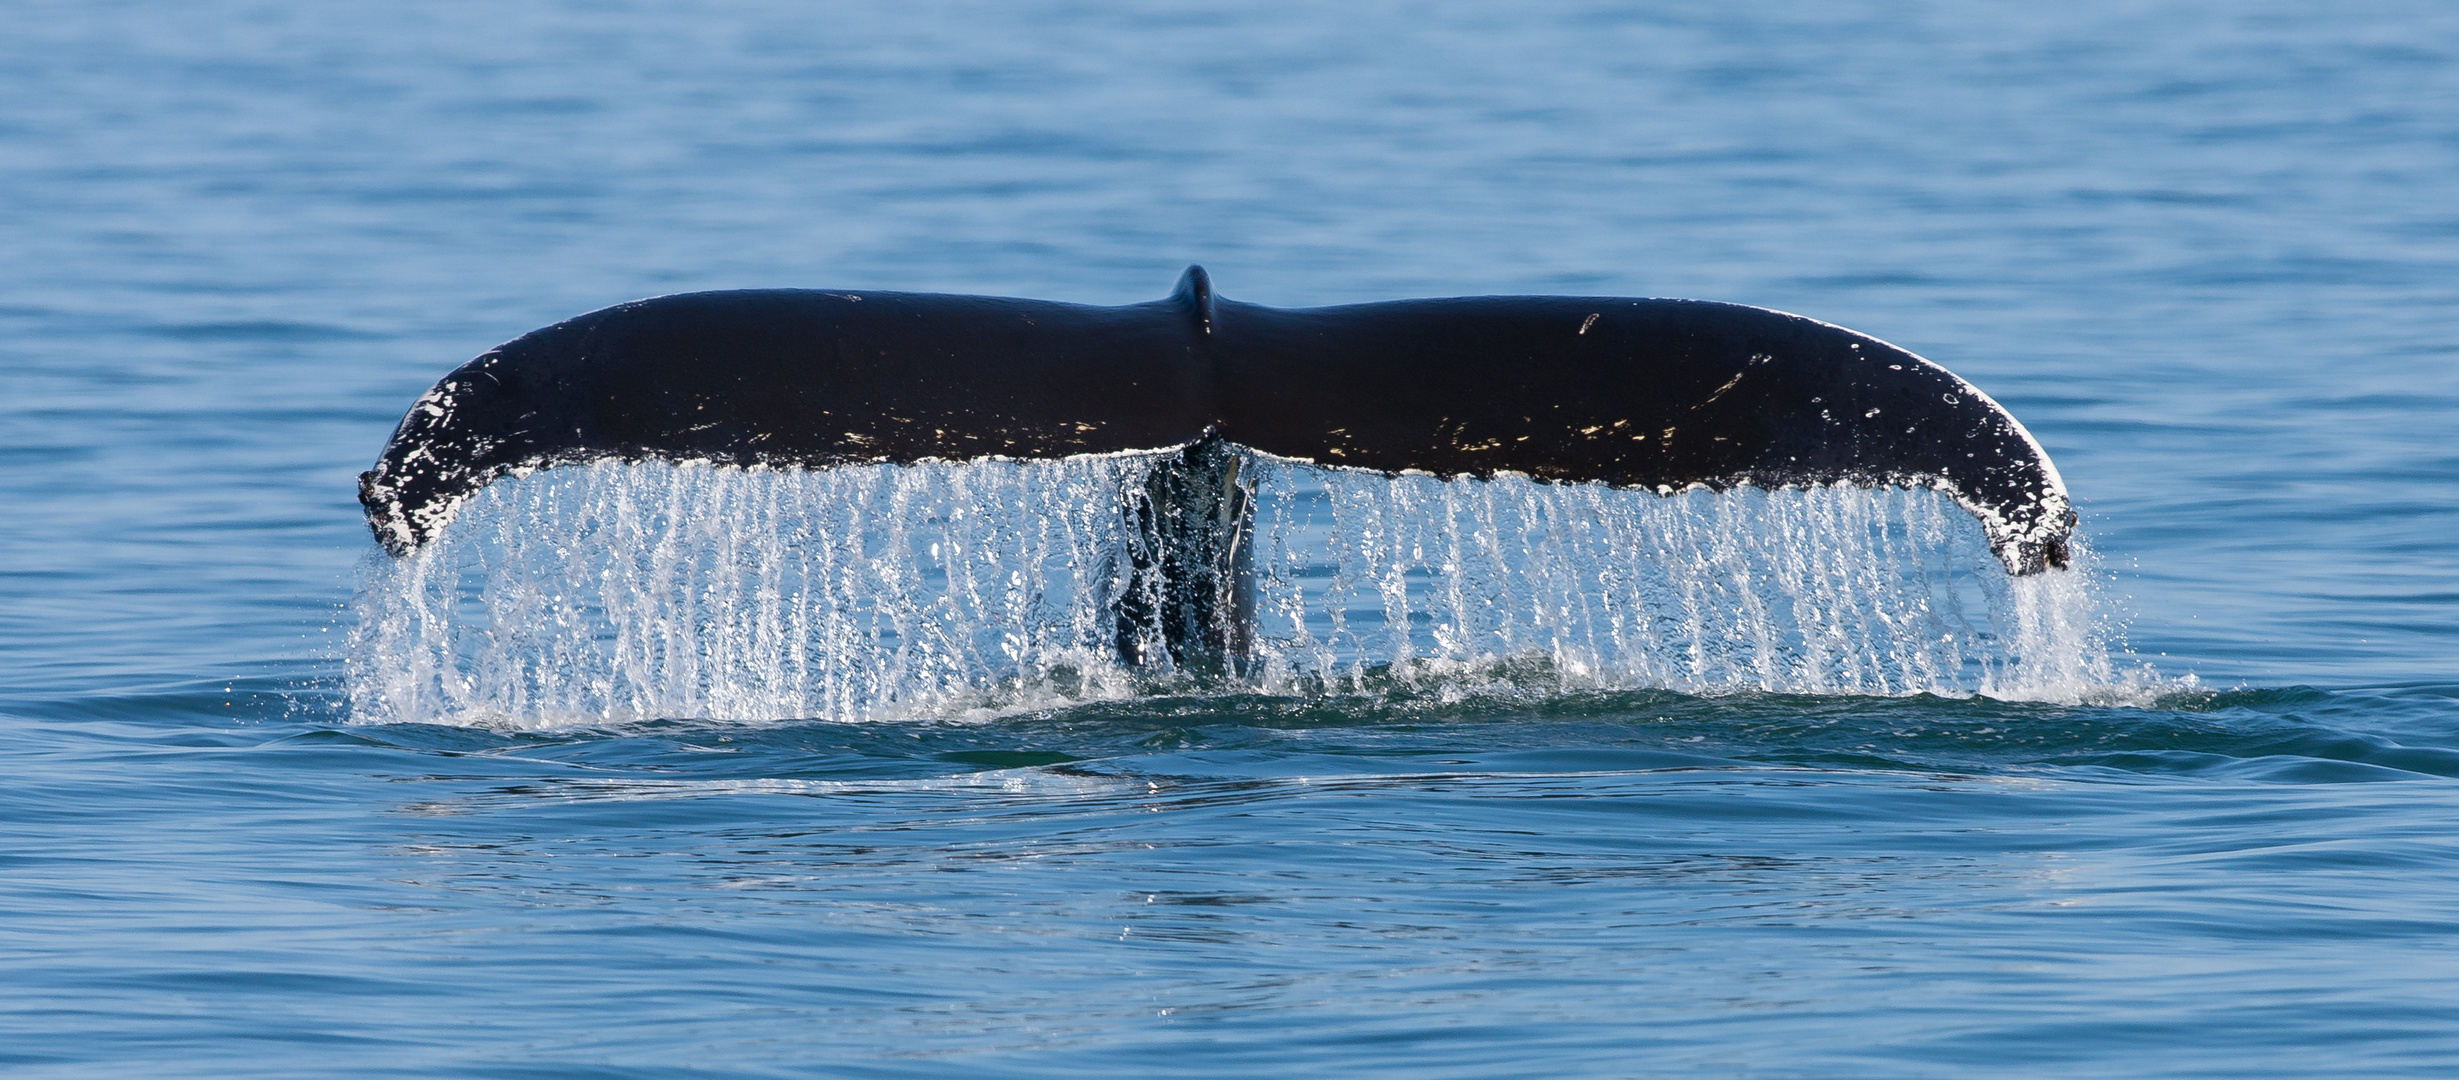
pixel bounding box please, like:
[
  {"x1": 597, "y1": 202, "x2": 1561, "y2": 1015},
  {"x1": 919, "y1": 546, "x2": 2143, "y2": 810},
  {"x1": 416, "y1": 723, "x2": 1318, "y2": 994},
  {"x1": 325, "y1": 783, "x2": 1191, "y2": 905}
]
[{"x1": 349, "y1": 456, "x2": 2137, "y2": 727}]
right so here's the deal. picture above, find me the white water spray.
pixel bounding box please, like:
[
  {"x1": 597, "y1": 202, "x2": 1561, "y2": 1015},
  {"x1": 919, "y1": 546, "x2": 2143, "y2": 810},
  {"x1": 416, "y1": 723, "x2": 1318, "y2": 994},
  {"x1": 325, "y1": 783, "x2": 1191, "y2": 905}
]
[{"x1": 349, "y1": 456, "x2": 2130, "y2": 727}]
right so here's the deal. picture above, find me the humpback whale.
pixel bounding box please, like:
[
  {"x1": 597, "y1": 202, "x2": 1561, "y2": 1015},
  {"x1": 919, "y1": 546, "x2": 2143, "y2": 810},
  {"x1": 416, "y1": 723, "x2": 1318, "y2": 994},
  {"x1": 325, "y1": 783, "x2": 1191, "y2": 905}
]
[{"x1": 362, "y1": 266, "x2": 2073, "y2": 668}]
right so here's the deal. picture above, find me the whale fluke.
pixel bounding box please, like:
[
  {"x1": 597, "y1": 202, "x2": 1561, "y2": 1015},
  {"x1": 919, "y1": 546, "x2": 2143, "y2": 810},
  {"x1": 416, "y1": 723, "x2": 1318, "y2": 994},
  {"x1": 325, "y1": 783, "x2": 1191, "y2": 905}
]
[{"x1": 361, "y1": 267, "x2": 2074, "y2": 666}]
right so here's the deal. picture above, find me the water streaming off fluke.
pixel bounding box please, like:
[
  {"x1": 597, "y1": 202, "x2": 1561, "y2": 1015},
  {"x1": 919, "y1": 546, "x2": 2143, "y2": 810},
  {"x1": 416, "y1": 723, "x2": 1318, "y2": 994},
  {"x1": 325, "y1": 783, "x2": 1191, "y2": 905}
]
[{"x1": 348, "y1": 456, "x2": 2126, "y2": 727}]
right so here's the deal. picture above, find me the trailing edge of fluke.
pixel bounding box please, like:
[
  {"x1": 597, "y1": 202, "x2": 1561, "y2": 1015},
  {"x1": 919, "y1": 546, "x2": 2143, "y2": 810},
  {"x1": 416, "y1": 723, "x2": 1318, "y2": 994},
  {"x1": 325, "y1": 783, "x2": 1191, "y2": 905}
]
[{"x1": 361, "y1": 265, "x2": 2074, "y2": 577}]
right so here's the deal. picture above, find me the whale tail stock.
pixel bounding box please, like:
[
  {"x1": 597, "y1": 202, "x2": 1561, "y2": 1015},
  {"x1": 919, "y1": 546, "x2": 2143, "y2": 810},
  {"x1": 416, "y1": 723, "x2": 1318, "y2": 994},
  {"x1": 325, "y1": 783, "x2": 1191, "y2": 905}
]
[{"x1": 361, "y1": 266, "x2": 2074, "y2": 669}]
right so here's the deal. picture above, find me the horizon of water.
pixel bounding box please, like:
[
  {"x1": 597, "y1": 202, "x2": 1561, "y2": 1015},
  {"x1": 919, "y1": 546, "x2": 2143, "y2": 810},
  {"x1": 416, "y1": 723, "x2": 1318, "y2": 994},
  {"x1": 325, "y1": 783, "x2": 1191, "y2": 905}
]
[{"x1": 6, "y1": 2, "x2": 2458, "y2": 1077}]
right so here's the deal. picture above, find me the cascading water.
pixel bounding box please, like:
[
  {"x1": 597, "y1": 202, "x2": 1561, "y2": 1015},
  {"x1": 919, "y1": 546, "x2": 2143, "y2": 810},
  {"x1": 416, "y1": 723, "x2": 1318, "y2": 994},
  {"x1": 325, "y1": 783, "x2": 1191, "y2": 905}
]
[
  {"x1": 348, "y1": 454, "x2": 2129, "y2": 727},
  {"x1": 1241, "y1": 458, "x2": 2118, "y2": 702}
]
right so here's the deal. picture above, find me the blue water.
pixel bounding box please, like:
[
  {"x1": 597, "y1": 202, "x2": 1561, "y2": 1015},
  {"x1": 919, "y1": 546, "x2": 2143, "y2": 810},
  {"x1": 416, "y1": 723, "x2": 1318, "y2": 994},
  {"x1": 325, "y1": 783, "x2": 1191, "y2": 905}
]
[{"x1": 5, "y1": 1, "x2": 2458, "y2": 1075}]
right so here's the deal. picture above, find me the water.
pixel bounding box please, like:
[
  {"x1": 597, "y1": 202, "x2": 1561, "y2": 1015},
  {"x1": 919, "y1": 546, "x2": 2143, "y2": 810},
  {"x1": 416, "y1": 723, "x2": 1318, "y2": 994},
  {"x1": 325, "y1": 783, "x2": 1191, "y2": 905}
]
[
  {"x1": 351, "y1": 461, "x2": 2115, "y2": 725},
  {"x1": 5, "y1": 1, "x2": 2458, "y2": 1076}
]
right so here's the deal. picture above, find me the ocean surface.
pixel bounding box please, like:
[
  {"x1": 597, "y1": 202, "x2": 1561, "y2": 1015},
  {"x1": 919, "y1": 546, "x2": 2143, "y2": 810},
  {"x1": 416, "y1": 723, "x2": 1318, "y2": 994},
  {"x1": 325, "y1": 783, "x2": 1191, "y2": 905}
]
[{"x1": 5, "y1": 2, "x2": 2457, "y2": 1076}]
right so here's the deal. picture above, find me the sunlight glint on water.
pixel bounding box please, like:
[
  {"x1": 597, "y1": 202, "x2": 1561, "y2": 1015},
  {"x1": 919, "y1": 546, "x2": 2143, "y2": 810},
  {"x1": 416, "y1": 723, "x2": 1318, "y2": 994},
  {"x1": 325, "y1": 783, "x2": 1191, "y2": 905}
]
[{"x1": 348, "y1": 456, "x2": 2129, "y2": 726}]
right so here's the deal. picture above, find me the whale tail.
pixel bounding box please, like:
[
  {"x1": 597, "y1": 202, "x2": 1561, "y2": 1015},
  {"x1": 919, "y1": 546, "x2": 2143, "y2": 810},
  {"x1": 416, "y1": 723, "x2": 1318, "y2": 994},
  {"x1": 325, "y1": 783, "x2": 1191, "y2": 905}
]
[{"x1": 361, "y1": 267, "x2": 2074, "y2": 668}]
